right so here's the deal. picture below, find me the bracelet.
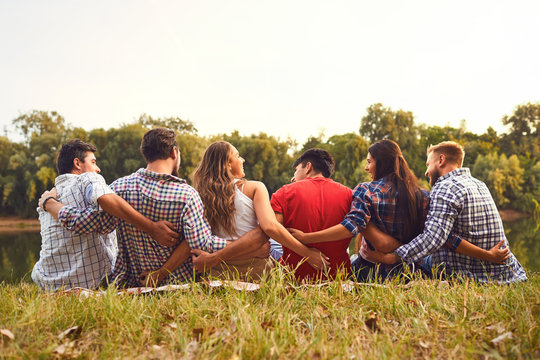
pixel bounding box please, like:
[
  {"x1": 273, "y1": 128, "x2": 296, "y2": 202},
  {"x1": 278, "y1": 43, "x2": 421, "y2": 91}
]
[{"x1": 42, "y1": 196, "x2": 57, "y2": 212}]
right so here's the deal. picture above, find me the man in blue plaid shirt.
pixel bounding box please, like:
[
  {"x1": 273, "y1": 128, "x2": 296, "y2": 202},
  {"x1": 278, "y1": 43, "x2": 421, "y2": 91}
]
[{"x1": 361, "y1": 141, "x2": 527, "y2": 283}]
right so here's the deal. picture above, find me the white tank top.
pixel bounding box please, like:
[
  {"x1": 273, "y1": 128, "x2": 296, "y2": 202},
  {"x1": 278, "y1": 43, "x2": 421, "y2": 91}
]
[{"x1": 215, "y1": 183, "x2": 259, "y2": 240}]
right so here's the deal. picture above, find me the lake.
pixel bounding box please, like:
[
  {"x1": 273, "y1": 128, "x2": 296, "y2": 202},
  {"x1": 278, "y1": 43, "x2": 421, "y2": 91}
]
[{"x1": 1, "y1": 217, "x2": 539, "y2": 284}]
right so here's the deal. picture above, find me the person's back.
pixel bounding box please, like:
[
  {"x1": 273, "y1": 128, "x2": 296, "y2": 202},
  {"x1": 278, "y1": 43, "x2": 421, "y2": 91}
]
[
  {"x1": 423, "y1": 168, "x2": 526, "y2": 282},
  {"x1": 393, "y1": 141, "x2": 527, "y2": 283},
  {"x1": 110, "y1": 169, "x2": 203, "y2": 286},
  {"x1": 32, "y1": 140, "x2": 117, "y2": 291},
  {"x1": 111, "y1": 128, "x2": 227, "y2": 287},
  {"x1": 272, "y1": 176, "x2": 352, "y2": 280},
  {"x1": 34, "y1": 172, "x2": 117, "y2": 290}
]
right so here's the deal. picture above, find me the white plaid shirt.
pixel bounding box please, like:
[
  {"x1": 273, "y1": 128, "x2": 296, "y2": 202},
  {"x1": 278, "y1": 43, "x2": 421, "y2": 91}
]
[
  {"x1": 31, "y1": 172, "x2": 118, "y2": 291},
  {"x1": 395, "y1": 168, "x2": 527, "y2": 283}
]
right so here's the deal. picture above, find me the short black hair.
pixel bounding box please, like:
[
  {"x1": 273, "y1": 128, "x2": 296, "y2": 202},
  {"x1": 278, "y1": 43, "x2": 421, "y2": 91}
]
[
  {"x1": 140, "y1": 127, "x2": 178, "y2": 163},
  {"x1": 56, "y1": 139, "x2": 97, "y2": 175},
  {"x1": 293, "y1": 148, "x2": 335, "y2": 178}
]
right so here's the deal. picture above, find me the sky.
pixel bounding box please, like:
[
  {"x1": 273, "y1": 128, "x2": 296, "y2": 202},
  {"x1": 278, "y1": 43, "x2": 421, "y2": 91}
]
[{"x1": 1, "y1": 1, "x2": 539, "y2": 145}]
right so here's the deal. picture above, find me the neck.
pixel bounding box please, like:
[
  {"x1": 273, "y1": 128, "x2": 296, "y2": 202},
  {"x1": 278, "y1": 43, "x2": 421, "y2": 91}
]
[
  {"x1": 146, "y1": 159, "x2": 175, "y2": 175},
  {"x1": 440, "y1": 165, "x2": 460, "y2": 177},
  {"x1": 306, "y1": 172, "x2": 325, "y2": 179}
]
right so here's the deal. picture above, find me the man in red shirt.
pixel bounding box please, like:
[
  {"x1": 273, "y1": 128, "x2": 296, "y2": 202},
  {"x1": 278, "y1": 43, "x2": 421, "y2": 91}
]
[{"x1": 271, "y1": 148, "x2": 353, "y2": 280}]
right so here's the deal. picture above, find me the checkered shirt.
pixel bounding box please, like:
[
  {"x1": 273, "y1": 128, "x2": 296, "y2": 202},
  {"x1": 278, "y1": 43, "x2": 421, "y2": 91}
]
[
  {"x1": 32, "y1": 172, "x2": 118, "y2": 291},
  {"x1": 341, "y1": 178, "x2": 430, "y2": 243},
  {"x1": 395, "y1": 168, "x2": 527, "y2": 283},
  {"x1": 108, "y1": 169, "x2": 226, "y2": 287}
]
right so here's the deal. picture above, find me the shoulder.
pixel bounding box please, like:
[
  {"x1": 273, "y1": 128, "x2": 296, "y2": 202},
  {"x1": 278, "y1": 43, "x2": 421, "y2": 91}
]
[
  {"x1": 78, "y1": 172, "x2": 109, "y2": 188},
  {"x1": 243, "y1": 180, "x2": 267, "y2": 198}
]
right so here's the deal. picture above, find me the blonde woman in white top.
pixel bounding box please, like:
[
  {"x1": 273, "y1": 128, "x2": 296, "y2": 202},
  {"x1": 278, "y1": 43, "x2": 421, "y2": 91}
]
[{"x1": 191, "y1": 141, "x2": 329, "y2": 279}]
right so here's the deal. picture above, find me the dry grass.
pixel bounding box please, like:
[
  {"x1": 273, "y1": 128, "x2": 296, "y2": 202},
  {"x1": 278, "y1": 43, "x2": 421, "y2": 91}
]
[{"x1": 0, "y1": 268, "x2": 538, "y2": 359}]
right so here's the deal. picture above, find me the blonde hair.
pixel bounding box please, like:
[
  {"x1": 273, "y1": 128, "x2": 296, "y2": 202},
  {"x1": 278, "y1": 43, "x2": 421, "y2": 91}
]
[
  {"x1": 427, "y1": 141, "x2": 465, "y2": 166},
  {"x1": 192, "y1": 141, "x2": 244, "y2": 237}
]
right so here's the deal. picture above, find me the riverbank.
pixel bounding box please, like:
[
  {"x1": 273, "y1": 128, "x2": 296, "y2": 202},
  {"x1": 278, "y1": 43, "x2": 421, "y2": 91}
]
[
  {"x1": 0, "y1": 273, "x2": 538, "y2": 358},
  {"x1": 0, "y1": 209, "x2": 531, "y2": 231},
  {"x1": 0, "y1": 216, "x2": 40, "y2": 233}
]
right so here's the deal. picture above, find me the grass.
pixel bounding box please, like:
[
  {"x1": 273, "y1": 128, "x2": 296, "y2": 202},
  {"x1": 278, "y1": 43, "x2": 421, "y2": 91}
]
[{"x1": 0, "y1": 267, "x2": 539, "y2": 359}]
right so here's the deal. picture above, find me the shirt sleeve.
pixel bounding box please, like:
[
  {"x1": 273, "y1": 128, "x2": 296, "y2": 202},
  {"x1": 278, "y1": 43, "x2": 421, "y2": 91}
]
[
  {"x1": 270, "y1": 187, "x2": 285, "y2": 214},
  {"x1": 395, "y1": 184, "x2": 461, "y2": 263},
  {"x1": 57, "y1": 173, "x2": 117, "y2": 235},
  {"x1": 58, "y1": 205, "x2": 118, "y2": 235},
  {"x1": 181, "y1": 192, "x2": 226, "y2": 253},
  {"x1": 340, "y1": 183, "x2": 372, "y2": 235}
]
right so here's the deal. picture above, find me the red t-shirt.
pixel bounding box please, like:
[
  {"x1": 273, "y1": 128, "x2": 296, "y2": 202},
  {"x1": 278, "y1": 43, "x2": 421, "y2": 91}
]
[{"x1": 270, "y1": 177, "x2": 353, "y2": 280}]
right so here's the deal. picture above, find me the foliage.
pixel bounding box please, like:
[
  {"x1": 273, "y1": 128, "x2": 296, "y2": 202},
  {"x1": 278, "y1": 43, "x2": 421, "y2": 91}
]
[
  {"x1": 500, "y1": 102, "x2": 540, "y2": 159},
  {"x1": 2, "y1": 102, "x2": 540, "y2": 217}
]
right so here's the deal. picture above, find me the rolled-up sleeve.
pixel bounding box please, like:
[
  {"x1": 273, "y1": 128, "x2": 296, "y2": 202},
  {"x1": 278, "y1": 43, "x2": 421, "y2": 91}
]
[{"x1": 340, "y1": 183, "x2": 372, "y2": 236}]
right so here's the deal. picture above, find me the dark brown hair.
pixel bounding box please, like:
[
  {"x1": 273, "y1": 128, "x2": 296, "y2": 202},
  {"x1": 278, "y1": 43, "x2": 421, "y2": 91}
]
[
  {"x1": 56, "y1": 139, "x2": 97, "y2": 175},
  {"x1": 140, "y1": 128, "x2": 178, "y2": 163},
  {"x1": 368, "y1": 139, "x2": 425, "y2": 242}
]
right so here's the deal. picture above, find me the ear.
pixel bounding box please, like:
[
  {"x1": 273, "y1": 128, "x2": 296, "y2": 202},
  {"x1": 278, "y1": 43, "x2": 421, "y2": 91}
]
[
  {"x1": 73, "y1": 157, "x2": 82, "y2": 171},
  {"x1": 438, "y1": 154, "x2": 447, "y2": 167},
  {"x1": 171, "y1": 146, "x2": 178, "y2": 160},
  {"x1": 305, "y1": 161, "x2": 313, "y2": 175}
]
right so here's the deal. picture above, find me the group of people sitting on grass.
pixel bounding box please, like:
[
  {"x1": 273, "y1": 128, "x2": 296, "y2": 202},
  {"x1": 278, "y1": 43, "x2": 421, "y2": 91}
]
[{"x1": 32, "y1": 127, "x2": 527, "y2": 291}]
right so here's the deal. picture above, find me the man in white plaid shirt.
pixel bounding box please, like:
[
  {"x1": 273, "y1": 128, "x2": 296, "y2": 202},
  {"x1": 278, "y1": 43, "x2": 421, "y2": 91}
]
[
  {"x1": 360, "y1": 141, "x2": 527, "y2": 283},
  {"x1": 32, "y1": 140, "x2": 180, "y2": 291}
]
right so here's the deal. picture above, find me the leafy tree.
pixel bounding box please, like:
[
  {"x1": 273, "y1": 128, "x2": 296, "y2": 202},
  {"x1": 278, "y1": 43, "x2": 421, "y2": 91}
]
[
  {"x1": 472, "y1": 153, "x2": 524, "y2": 208},
  {"x1": 136, "y1": 113, "x2": 197, "y2": 134},
  {"x1": 501, "y1": 102, "x2": 540, "y2": 159},
  {"x1": 360, "y1": 103, "x2": 422, "y2": 177}
]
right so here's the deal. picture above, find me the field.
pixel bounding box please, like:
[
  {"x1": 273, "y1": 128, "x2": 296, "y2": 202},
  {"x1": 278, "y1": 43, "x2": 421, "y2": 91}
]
[{"x1": 1, "y1": 268, "x2": 538, "y2": 359}]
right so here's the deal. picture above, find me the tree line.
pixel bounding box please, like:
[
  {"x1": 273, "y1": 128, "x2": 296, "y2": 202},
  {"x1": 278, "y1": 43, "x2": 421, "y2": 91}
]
[{"x1": 1, "y1": 103, "x2": 539, "y2": 218}]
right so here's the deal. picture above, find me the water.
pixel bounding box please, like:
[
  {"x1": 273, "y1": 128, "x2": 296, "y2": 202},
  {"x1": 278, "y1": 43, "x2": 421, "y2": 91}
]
[{"x1": 1, "y1": 218, "x2": 539, "y2": 284}]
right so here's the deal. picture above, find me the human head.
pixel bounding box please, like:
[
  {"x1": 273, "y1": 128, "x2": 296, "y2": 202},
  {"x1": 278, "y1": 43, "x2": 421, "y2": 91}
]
[
  {"x1": 192, "y1": 141, "x2": 242, "y2": 237},
  {"x1": 140, "y1": 128, "x2": 180, "y2": 175},
  {"x1": 368, "y1": 139, "x2": 424, "y2": 242},
  {"x1": 367, "y1": 139, "x2": 407, "y2": 181},
  {"x1": 194, "y1": 141, "x2": 242, "y2": 182},
  {"x1": 426, "y1": 141, "x2": 465, "y2": 167},
  {"x1": 425, "y1": 141, "x2": 464, "y2": 186},
  {"x1": 292, "y1": 148, "x2": 335, "y2": 181},
  {"x1": 140, "y1": 128, "x2": 179, "y2": 163},
  {"x1": 56, "y1": 139, "x2": 99, "y2": 175}
]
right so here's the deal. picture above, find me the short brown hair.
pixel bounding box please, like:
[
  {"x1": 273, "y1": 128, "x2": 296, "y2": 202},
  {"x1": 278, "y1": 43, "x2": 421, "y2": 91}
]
[
  {"x1": 57, "y1": 139, "x2": 97, "y2": 175},
  {"x1": 427, "y1": 141, "x2": 465, "y2": 166},
  {"x1": 140, "y1": 128, "x2": 178, "y2": 163}
]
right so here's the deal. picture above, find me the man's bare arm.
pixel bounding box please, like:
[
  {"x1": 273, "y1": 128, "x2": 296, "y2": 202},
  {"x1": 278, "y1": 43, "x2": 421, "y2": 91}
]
[
  {"x1": 191, "y1": 227, "x2": 269, "y2": 271},
  {"x1": 139, "y1": 240, "x2": 191, "y2": 287}
]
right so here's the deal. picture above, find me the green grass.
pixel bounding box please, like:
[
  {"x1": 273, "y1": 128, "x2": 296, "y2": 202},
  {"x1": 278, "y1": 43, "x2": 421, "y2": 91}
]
[{"x1": 0, "y1": 268, "x2": 539, "y2": 359}]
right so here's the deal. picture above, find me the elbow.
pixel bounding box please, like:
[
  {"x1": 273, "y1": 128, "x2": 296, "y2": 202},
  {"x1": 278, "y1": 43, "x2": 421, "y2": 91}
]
[
  {"x1": 379, "y1": 242, "x2": 398, "y2": 253},
  {"x1": 260, "y1": 221, "x2": 279, "y2": 239}
]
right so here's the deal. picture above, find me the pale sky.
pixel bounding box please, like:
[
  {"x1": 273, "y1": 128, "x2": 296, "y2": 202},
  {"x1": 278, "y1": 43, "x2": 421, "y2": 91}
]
[{"x1": 1, "y1": 1, "x2": 539, "y2": 145}]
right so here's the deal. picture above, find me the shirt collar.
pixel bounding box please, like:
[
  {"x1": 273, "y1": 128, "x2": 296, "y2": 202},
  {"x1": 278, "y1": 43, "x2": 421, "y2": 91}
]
[
  {"x1": 436, "y1": 167, "x2": 470, "y2": 184},
  {"x1": 136, "y1": 168, "x2": 187, "y2": 184}
]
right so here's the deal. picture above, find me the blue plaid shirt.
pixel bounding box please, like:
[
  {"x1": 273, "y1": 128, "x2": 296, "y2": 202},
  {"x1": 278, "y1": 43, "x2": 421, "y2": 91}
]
[
  {"x1": 341, "y1": 178, "x2": 429, "y2": 243},
  {"x1": 59, "y1": 169, "x2": 227, "y2": 287},
  {"x1": 395, "y1": 168, "x2": 527, "y2": 283}
]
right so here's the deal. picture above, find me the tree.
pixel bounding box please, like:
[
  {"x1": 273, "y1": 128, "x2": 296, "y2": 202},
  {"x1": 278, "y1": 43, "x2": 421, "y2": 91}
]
[
  {"x1": 359, "y1": 103, "x2": 422, "y2": 176},
  {"x1": 501, "y1": 102, "x2": 540, "y2": 159},
  {"x1": 136, "y1": 113, "x2": 197, "y2": 134}
]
